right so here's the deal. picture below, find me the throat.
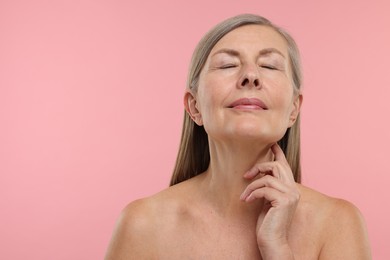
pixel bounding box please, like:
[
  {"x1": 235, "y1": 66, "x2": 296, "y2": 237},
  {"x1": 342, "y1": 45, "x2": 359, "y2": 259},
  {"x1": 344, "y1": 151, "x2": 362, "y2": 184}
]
[{"x1": 198, "y1": 141, "x2": 273, "y2": 219}]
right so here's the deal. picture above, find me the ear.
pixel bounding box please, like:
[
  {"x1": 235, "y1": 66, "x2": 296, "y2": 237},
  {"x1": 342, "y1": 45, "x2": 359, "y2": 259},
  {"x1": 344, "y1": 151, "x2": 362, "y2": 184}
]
[
  {"x1": 288, "y1": 94, "x2": 303, "y2": 127},
  {"x1": 184, "y1": 91, "x2": 203, "y2": 126}
]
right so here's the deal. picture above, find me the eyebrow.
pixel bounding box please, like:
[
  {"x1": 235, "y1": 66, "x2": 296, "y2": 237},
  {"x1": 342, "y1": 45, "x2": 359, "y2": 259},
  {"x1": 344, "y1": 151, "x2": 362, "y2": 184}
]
[
  {"x1": 259, "y1": 48, "x2": 286, "y2": 59},
  {"x1": 211, "y1": 47, "x2": 286, "y2": 59},
  {"x1": 211, "y1": 48, "x2": 240, "y2": 57}
]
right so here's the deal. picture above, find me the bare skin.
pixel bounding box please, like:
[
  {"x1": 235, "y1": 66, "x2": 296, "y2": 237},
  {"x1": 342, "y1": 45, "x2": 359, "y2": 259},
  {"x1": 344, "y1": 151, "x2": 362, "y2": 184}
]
[
  {"x1": 105, "y1": 25, "x2": 371, "y2": 259},
  {"x1": 105, "y1": 172, "x2": 370, "y2": 259}
]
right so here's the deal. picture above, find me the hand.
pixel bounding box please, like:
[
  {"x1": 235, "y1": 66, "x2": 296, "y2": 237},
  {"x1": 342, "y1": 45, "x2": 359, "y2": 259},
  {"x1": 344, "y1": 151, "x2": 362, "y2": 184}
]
[{"x1": 240, "y1": 143, "x2": 300, "y2": 258}]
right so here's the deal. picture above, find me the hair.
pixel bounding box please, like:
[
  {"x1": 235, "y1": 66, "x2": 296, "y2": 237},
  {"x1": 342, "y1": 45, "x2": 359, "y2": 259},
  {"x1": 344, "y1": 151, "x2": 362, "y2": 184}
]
[{"x1": 170, "y1": 14, "x2": 303, "y2": 186}]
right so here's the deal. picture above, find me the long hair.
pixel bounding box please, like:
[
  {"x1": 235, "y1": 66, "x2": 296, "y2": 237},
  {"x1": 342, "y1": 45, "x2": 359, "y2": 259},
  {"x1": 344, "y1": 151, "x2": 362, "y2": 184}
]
[{"x1": 170, "y1": 14, "x2": 303, "y2": 186}]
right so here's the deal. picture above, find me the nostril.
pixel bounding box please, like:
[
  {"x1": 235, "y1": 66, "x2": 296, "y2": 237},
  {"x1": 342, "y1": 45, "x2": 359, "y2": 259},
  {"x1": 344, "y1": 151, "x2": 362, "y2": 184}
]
[
  {"x1": 254, "y1": 79, "x2": 259, "y2": 86},
  {"x1": 241, "y1": 78, "x2": 249, "y2": 86}
]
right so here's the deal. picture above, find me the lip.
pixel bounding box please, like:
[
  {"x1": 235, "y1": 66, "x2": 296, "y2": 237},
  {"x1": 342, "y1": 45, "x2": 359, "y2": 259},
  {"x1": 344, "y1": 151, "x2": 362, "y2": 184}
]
[{"x1": 228, "y1": 98, "x2": 268, "y2": 110}]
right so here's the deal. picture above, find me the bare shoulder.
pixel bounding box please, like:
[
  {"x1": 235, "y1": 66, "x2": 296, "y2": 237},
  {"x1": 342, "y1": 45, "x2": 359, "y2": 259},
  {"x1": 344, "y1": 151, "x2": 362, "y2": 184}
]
[
  {"x1": 104, "y1": 197, "x2": 157, "y2": 259},
  {"x1": 297, "y1": 183, "x2": 354, "y2": 212},
  {"x1": 297, "y1": 183, "x2": 367, "y2": 229},
  {"x1": 105, "y1": 180, "x2": 197, "y2": 259},
  {"x1": 296, "y1": 184, "x2": 371, "y2": 259}
]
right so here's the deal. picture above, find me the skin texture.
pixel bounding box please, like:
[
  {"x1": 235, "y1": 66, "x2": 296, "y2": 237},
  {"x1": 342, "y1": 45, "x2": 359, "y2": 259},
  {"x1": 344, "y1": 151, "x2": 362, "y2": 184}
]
[{"x1": 105, "y1": 25, "x2": 371, "y2": 259}]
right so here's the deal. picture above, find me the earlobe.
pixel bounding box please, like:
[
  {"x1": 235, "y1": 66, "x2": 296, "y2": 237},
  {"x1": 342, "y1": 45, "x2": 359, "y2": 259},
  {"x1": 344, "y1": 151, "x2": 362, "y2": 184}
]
[
  {"x1": 184, "y1": 92, "x2": 203, "y2": 126},
  {"x1": 288, "y1": 94, "x2": 303, "y2": 127}
]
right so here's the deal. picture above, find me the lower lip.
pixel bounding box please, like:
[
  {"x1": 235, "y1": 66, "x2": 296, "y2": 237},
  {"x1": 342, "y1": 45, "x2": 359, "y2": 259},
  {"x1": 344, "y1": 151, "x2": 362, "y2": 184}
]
[{"x1": 232, "y1": 105, "x2": 264, "y2": 110}]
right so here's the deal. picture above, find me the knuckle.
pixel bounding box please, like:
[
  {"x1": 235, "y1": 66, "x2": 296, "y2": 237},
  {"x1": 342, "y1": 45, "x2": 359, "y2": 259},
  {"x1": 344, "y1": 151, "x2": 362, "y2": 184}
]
[
  {"x1": 295, "y1": 191, "x2": 301, "y2": 200},
  {"x1": 262, "y1": 175, "x2": 273, "y2": 183},
  {"x1": 281, "y1": 197, "x2": 290, "y2": 206},
  {"x1": 288, "y1": 192, "x2": 300, "y2": 203}
]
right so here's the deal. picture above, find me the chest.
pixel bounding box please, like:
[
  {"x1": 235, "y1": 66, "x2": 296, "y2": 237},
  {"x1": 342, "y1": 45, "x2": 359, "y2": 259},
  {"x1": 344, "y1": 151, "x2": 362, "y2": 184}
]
[
  {"x1": 151, "y1": 206, "x2": 322, "y2": 259},
  {"x1": 152, "y1": 218, "x2": 261, "y2": 259}
]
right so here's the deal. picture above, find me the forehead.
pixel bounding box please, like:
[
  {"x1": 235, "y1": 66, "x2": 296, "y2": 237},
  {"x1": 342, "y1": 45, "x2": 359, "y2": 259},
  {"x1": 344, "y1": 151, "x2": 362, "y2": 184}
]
[{"x1": 210, "y1": 25, "x2": 288, "y2": 57}]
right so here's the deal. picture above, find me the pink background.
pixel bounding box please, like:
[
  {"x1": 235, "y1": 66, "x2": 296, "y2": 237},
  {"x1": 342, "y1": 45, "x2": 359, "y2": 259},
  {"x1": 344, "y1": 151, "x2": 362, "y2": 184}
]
[{"x1": 1, "y1": 0, "x2": 389, "y2": 259}]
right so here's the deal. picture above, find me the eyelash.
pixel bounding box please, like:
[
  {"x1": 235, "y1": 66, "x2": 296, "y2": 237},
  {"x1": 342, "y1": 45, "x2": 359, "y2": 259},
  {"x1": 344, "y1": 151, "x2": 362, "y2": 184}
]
[
  {"x1": 219, "y1": 64, "x2": 237, "y2": 69},
  {"x1": 260, "y1": 65, "x2": 277, "y2": 70},
  {"x1": 218, "y1": 64, "x2": 278, "y2": 70}
]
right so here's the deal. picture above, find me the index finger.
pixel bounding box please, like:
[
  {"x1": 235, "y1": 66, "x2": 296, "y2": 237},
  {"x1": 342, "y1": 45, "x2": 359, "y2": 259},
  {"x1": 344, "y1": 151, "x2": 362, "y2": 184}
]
[{"x1": 271, "y1": 143, "x2": 288, "y2": 165}]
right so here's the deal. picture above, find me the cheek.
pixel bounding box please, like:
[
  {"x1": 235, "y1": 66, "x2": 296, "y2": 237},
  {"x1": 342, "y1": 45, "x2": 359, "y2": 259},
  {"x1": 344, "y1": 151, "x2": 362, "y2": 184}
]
[
  {"x1": 265, "y1": 78, "x2": 295, "y2": 117},
  {"x1": 195, "y1": 86, "x2": 216, "y2": 122},
  {"x1": 197, "y1": 77, "x2": 230, "y2": 110}
]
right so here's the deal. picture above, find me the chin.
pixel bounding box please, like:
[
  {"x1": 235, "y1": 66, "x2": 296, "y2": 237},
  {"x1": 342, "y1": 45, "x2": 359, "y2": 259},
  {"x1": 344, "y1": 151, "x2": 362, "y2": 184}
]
[
  {"x1": 228, "y1": 125, "x2": 283, "y2": 143},
  {"x1": 205, "y1": 120, "x2": 287, "y2": 144},
  {"x1": 227, "y1": 123, "x2": 284, "y2": 143}
]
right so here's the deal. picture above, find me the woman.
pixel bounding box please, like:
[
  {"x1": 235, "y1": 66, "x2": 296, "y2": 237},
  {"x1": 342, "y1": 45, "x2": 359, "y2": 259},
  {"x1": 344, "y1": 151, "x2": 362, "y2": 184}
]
[{"x1": 105, "y1": 14, "x2": 371, "y2": 259}]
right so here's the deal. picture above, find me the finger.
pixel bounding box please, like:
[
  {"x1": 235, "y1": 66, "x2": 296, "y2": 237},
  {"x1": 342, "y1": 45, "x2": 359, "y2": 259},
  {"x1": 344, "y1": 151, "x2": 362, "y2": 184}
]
[
  {"x1": 244, "y1": 161, "x2": 282, "y2": 180},
  {"x1": 271, "y1": 143, "x2": 288, "y2": 165},
  {"x1": 245, "y1": 186, "x2": 286, "y2": 203},
  {"x1": 240, "y1": 175, "x2": 290, "y2": 201},
  {"x1": 272, "y1": 143, "x2": 295, "y2": 182},
  {"x1": 246, "y1": 186, "x2": 298, "y2": 206},
  {"x1": 244, "y1": 143, "x2": 286, "y2": 179}
]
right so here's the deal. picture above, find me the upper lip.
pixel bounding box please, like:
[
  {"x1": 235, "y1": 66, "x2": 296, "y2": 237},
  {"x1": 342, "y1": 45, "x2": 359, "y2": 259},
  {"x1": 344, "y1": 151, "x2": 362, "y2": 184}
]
[{"x1": 228, "y1": 98, "x2": 268, "y2": 109}]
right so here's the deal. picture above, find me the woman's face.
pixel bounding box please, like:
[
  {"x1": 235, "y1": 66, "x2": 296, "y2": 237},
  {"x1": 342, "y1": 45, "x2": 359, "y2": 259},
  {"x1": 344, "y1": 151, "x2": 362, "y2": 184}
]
[{"x1": 186, "y1": 25, "x2": 302, "y2": 144}]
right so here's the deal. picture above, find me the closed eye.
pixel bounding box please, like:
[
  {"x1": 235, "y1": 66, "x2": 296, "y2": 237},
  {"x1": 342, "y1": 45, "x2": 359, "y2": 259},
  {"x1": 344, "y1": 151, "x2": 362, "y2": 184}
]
[
  {"x1": 260, "y1": 65, "x2": 278, "y2": 70},
  {"x1": 219, "y1": 64, "x2": 237, "y2": 69}
]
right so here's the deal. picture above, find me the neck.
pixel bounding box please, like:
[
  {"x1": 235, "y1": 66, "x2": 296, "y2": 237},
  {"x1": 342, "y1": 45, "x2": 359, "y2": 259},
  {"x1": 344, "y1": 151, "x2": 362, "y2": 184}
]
[{"x1": 200, "y1": 138, "x2": 274, "y2": 219}]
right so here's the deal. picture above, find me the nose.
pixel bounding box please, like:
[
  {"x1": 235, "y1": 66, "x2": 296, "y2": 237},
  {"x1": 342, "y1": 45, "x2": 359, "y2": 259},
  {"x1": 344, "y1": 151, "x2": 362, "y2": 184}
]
[{"x1": 238, "y1": 64, "x2": 261, "y2": 88}]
